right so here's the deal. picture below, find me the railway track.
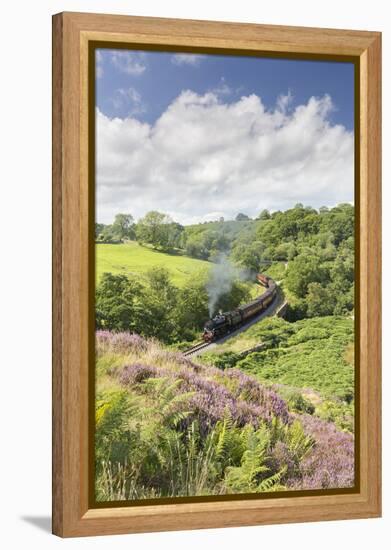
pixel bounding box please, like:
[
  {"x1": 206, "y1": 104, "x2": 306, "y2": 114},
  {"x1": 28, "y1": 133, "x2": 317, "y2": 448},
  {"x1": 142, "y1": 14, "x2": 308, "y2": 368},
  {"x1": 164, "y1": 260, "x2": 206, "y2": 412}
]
[
  {"x1": 182, "y1": 341, "x2": 212, "y2": 357},
  {"x1": 182, "y1": 274, "x2": 285, "y2": 358},
  {"x1": 183, "y1": 287, "x2": 285, "y2": 358}
]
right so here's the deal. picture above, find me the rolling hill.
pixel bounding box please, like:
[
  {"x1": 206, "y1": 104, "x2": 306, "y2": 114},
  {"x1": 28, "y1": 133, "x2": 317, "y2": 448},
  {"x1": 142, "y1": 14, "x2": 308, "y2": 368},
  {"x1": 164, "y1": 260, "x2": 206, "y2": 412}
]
[{"x1": 96, "y1": 242, "x2": 210, "y2": 287}]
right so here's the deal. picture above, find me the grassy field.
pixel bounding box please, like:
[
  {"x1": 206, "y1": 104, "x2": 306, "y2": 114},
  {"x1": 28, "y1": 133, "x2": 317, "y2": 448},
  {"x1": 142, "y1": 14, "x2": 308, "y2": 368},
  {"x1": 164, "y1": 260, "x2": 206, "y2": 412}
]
[
  {"x1": 96, "y1": 242, "x2": 266, "y2": 298},
  {"x1": 96, "y1": 242, "x2": 210, "y2": 287}
]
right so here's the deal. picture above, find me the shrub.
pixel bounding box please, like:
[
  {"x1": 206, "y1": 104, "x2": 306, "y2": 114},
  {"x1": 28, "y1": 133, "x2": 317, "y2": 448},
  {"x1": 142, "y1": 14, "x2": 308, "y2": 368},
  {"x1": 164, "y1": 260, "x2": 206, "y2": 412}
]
[{"x1": 286, "y1": 392, "x2": 315, "y2": 415}]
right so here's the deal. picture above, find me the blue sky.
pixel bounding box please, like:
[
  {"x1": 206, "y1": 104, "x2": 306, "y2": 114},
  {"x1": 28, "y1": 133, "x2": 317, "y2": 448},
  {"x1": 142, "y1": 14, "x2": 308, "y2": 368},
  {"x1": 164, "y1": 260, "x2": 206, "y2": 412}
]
[
  {"x1": 96, "y1": 49, "x2": 354, "y2": 129},
  {"x1": 95, "y1": 49, "x2": 354, "y2": 224}
]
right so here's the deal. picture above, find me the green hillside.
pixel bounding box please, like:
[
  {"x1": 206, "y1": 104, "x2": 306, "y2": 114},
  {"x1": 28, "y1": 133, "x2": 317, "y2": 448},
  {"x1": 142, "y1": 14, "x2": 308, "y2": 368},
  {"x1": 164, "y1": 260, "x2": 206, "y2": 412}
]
[
  {"x1": 203, "y1": 316, "x2": 354, "y2": 398},
  {"x1": 201, "y1": 316, "x2": 355, "y2": 432},
  {"x1": 96, "y1": 242, "x2": 210, "y2": 287}
]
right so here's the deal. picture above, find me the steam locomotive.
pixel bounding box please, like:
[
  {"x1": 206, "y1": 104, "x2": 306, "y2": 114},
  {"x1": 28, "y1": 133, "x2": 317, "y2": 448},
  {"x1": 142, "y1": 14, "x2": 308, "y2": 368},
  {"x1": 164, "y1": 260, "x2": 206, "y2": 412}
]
[{"x1": 202, "y1": 274, "x2": 277, "y2": 342}]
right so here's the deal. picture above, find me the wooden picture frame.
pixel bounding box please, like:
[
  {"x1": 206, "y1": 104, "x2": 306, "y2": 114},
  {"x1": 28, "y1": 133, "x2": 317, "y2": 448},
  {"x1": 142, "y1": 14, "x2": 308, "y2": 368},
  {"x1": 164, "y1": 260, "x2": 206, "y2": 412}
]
[{"x1": 52, "y1": 11, "x2": 381, "y2": 538}]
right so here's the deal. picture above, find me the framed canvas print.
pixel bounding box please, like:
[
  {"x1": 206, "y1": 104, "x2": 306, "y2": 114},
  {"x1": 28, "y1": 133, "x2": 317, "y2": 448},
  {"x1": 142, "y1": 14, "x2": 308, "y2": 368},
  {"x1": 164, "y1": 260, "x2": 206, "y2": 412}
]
[{"x1": 52, "y1": 12, "x2": 381, "y2": 537}]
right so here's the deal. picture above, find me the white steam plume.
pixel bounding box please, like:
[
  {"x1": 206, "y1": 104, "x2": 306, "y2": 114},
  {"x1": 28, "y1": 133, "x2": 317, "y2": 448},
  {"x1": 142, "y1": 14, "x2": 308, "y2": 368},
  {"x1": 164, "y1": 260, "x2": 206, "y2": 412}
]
[{"x1": 206, "y1": 254, "x2": 250, "y2": 317}]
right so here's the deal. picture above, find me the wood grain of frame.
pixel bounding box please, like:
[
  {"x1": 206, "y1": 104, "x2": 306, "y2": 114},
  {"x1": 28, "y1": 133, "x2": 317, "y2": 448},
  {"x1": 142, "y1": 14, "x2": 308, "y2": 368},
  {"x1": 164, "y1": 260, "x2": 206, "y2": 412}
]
[{"x1": 52, "y1": 12, "x2": 381, "y2": 538}]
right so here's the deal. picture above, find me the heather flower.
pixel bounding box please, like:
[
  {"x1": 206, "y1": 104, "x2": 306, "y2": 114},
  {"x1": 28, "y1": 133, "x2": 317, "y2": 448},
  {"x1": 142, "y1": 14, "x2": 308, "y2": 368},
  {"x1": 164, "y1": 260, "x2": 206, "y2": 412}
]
[
  {"x1": 287, "y1": 414, "x2": 355, "y2": 490},
  {"x1": 119, "y1": 363, "x2": 159, "y2": 385},
  {"x1": 96, "y1": 331, "x2": 148, "y2": 354},
  {"x1": 116, "y1": 359, "x2": 290, "y2": 435},
  {"x1": 95, "y1": 330, "x2": 112, "y2": 347},
  {"x1": 269, "y1": 441, "x2": 297, "y2": 478},
  {"x1": 97, "y1": 330, "x2": 356, "y2": 495},
  {"x1": 220, "y1": 368, "x2": 290, "y2": 423}
]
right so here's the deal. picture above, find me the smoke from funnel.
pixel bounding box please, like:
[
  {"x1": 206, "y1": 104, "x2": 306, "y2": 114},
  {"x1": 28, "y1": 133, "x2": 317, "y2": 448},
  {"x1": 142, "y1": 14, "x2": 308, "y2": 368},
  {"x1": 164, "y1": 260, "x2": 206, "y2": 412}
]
[{"x1": 206, "y1": 254, "x2": 250, "y2": 317}]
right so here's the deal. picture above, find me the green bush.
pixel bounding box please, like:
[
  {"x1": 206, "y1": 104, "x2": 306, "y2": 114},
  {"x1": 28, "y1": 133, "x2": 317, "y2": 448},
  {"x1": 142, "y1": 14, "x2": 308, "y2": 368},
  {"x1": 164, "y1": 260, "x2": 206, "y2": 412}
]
[
  {"x1": 286, "y1": 392, "x2": 315, "y2": 415},
  {"x1": 315, "y1": 400, "x2": 354, "y2": 432},
  {"x1": 204, "y1": 351, "x2": 239, "y2": 370}
]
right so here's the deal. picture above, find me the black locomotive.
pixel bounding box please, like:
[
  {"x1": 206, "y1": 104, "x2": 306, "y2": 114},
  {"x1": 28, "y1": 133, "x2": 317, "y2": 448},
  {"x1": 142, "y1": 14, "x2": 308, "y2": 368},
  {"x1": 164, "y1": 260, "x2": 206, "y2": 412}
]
[{"x1": 202, "y1": 274, "x2": 277, "y2": 342}]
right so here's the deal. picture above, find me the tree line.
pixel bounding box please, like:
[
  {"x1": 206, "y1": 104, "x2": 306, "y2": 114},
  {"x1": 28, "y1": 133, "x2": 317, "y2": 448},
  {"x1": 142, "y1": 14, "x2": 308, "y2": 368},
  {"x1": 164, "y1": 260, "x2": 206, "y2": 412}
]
[{"x1": 95, "y1": 210, "x2": 272, "y2": 251}]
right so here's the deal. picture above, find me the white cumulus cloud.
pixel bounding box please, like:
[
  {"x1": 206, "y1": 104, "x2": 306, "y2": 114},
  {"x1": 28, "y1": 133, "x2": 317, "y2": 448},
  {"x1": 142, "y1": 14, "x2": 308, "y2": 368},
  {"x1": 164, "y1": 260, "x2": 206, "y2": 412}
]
[
  {"x1": 96, "y1": 91, "x2": 354, "y2": 224},
  {"x1": 110, "y1": 51, "x2": 146, "y2": 75},
  {"x1": 209, "y1": 77, "x2": 232, "y2": 96},
  {"x1": 171, "y1": 54, "x2": 203, "y2": 66},
  {"x1": 110, "y1": 87, "x2": 146, "y2": 116}
]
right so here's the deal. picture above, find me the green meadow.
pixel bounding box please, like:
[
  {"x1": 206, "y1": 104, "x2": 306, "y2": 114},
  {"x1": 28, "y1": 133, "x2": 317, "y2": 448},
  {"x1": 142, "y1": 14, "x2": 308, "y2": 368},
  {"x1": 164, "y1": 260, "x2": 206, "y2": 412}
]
[{"x1": 96, "y1": 242, "x2": 210, "y2": 287}]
